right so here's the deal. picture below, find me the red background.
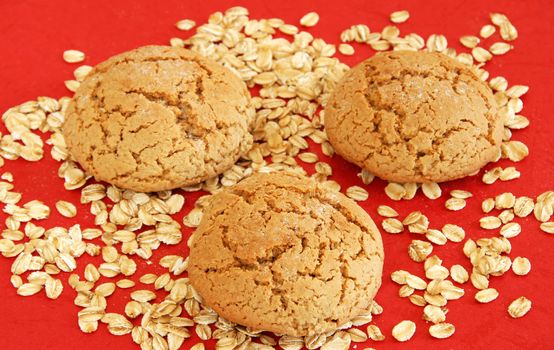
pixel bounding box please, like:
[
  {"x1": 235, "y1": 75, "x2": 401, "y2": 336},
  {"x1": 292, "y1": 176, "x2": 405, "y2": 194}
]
[{"x1": 1, "y1": 0, "x2": 553, "y2": 349}]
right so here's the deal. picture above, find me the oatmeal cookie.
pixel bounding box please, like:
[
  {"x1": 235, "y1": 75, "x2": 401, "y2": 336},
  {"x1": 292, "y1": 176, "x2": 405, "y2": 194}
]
[
  {"x1": 63, "y1": 45, "x2": 254, "y2": 192},
  {"x1": 325, "y1": 51, "x2": 502, "y2": 183},
  {"x1": 188, "y1": 171, "x2": 384, "y2": 336}
]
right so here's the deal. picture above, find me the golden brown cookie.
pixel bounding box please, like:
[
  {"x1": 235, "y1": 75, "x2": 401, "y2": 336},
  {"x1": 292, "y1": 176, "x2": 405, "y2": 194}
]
[
  {"x1": 188, "y1": 171, "x2": 384, "y2": 337},
  {"x1": 325, "y1": 51, "x2": 502, "y2": 183},
  {"x1": 63, "y1": 45, "x2": 254, "y2": 192}
]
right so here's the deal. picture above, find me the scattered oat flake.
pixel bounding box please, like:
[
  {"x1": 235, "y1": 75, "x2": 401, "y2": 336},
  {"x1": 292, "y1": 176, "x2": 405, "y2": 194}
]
[
  {"x1": 426, "y1": 229, "x2": 447, "y2": 246},
  {"x1": 1, "y1": 172, "x2": 14, "y2": 182},
  {"x1": 445, "y1": 197, "x2": 466, "y2": 211},
  {"x1": 377, "y1": 205, "x2": 398, "y2": 218},
  {"x1": 78, "y1": 319, "x2": 98, "y2": 333},
  {"x1": 338, "y1": 43, "x2": 355, "y2": 55},
  {"x1": 0, "y1": 239, "x2": 16, "y2": 253},
  {"x1": 403, "y1": 183, "x2": 419, "y2": 200},
  {"x1": 450, "y1": 264, "x2": 469, "y2": 284},
  {"x1": 298, "y1": 152, "x2": 318, "y2": 163},
  {"x1": 73, "y1": 65, "x2": 93, "y2": 81},
  {"x1": 475, "y1": 288, "x2": 499, "y2": 303},
  {"x1": 300, "y1": 12, "x2": 319, "y2": 27},
  {"x1": 385, "y1": 182, "x2": 406, "y2": 200},
  {"x1": 176, "y1": 19, "x2": 195, "y2": 30},
  {"x1": 279, "y1": 23, "x2": 299, "y2": 35},
  {"x1": 391, "y1": 270, "x2": 410, "y2": 285},
  {"x1": 442, "y1": 224, "x2": 465, "y2": 242},
  {"x1": 382, "y1": 25, "x2": 400, "y2": 40},
  {"x1": 470, "y1": 271, "x2": 490, "y2": 290},
  {"x1": 480, "y1": 216, "x2": 502, "y2": 229},
  {"x1": 502, "y1": 141, "x2": 529, "y2": 162},
  {"x1": 540, "y1": 222, "x2": 554, "y2": 234},
  {"x1": 450, "y1": 190, "x2": 472, "y2": 199},
  {"x1": 130, "y1": 289, "x2": 156, "y2": 302},
  {"x1": 17, "y1": 283, "x2": 42, "y2": 296},
  {"x1": 369, "y1": 40, "x2": 391, "y2": 51},
  {"x1": 408, "y1": 240, "x2": 433, "y2": 263},
  {"x1": 424, "y1": 255, "x2": 442, "y2": 270},
  {"x1": 490, "y1": 42, "x2": 512, "y2": 55},
  {"x1": 10, "y1": 275, "x2": 23, "y2": 288},
  {"x1": 183, "y1": 207, "x2": 203, "y2": 228},
  {"x1": 500, "y1": 222, "x2": 521, "y2": 238},
  {"x1": 500, "y1": 21, "x2": 518, "y2": 41},
  {"x1": 358, "y1": 169, "x2": 375, "y2": 185},
  {"x1": 490, "y1": 76, "x2": 508, "y2": 91},
  {"x1": 460, "y1": 35, "x2": 480, "y2": 48},
  {"x1": 392, "y1": 320, "x2": 416, "y2": 342},
  {"x1": 514, "y1": 197, "x2": 534, "y2": 217},
  {"x1": 463, "y1": 239, "x2": 477, "y2": 257},
  {"x1": 422, "y1": 182, "x2": 441, "y2": 200},
  {"x1": 508, "y1": 297, "x2": 532, "y2": 318},
  {"x1": 482, "y1": 167, "x2": 502, "y2": 184},
  {"x1": 346, "y1": 186, "x2": 368, "y2": 201},
  {"x1": 512, "y1": 257, "x2": 531, "y2": 275},
  {"x1": 63, "y1": 49, "x2": 85, "y2": 63},
  {"x1": 425, "y1": 265, "x2": 449, "y2": 280},
  {"x1": 499, "y1": 167, "x2": 521, "y2": 181},
  {"x1": 506, "y1": 85, "x2": 530, "y2": 98},
  {"x1": 490, "y1": 12, "x2": 510, "y2": 25},
  {"x1": 399, "y1": 285, "x2": 414, "y2": 298},
  {"x1": 45, "y1": 278, "x2": 63, "y2": 299},
  {"x1": 367, "y1": 324, "x2": 385, "y2": 341},
  {"x1": 498, "y1": 210, "x2": 514, "y2": 225},
  {"x1": 472, "y1": 47, "x2": 492, "y2": 62},
  {"x1": 482, "y1": 198, "x2": 495, "y2": 213},
  {"x1": 55, "y1": 200, "x2": 77, "y2": 218},
  {"x1": 390, "y1": 10, "x2": 410, "y2": 23},
  {"x1": 402, "y1": 211, "x2": 423, "y2": 226},
  {"x1": 495, "y1": 192, "x2": 516, "y2": 209},
  {"x1": 429, "y1": 323, "x2": 455, "y2": 339},
  {"x1": 370, "y1": 300, "x2": 384, "y2": 315},
  {"x1": 409, "y1": 294, "x2": 427, "y2": 306},
  {"x1": 347, "y1": 328, "x2": 367, "y2": 342},
  {"x1": 406, "y1": 274, "x2": 427, "y2": 290},
  {"x1": 480, "y1": 24, "x2": 496, "y2": 38},
  {"x1": 423, "y1": 305, "x2": 446, "y2": 324},
  {"x1": 382, "y1": 218, "x2": 404, "y2": 234},
  {"x1": 64, "y1": 80, "x2": 80, "y2": 92},
  {"x1": 534, "y1": 201, "x2": 553, "y2": 222},
  {"x1": 427, "y1": 34, "x2": 447, "y2": 52}
]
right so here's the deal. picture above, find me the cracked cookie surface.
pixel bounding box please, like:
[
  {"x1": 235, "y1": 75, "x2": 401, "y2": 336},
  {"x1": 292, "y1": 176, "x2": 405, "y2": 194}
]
[
  {"x1": 188, "y1": 171, "x2": 384, "y2": 337},
  {"x1": 63, "y1": 45, "x2": 254, "y2": 192},
  {"x1": 325, "y1": 51, "x2": 502, "y2": 183}
]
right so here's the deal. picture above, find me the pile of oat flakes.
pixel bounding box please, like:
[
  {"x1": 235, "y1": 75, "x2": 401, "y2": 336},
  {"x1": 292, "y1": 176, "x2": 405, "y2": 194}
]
[{"x1": 0, "y1": 6, "x2": 551, "y2": 350}]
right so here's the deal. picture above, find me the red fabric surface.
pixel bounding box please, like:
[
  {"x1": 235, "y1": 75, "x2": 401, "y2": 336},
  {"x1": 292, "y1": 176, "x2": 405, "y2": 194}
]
[{"x1": 1, "y1": 0, "x2": 553, "y2": 349}]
